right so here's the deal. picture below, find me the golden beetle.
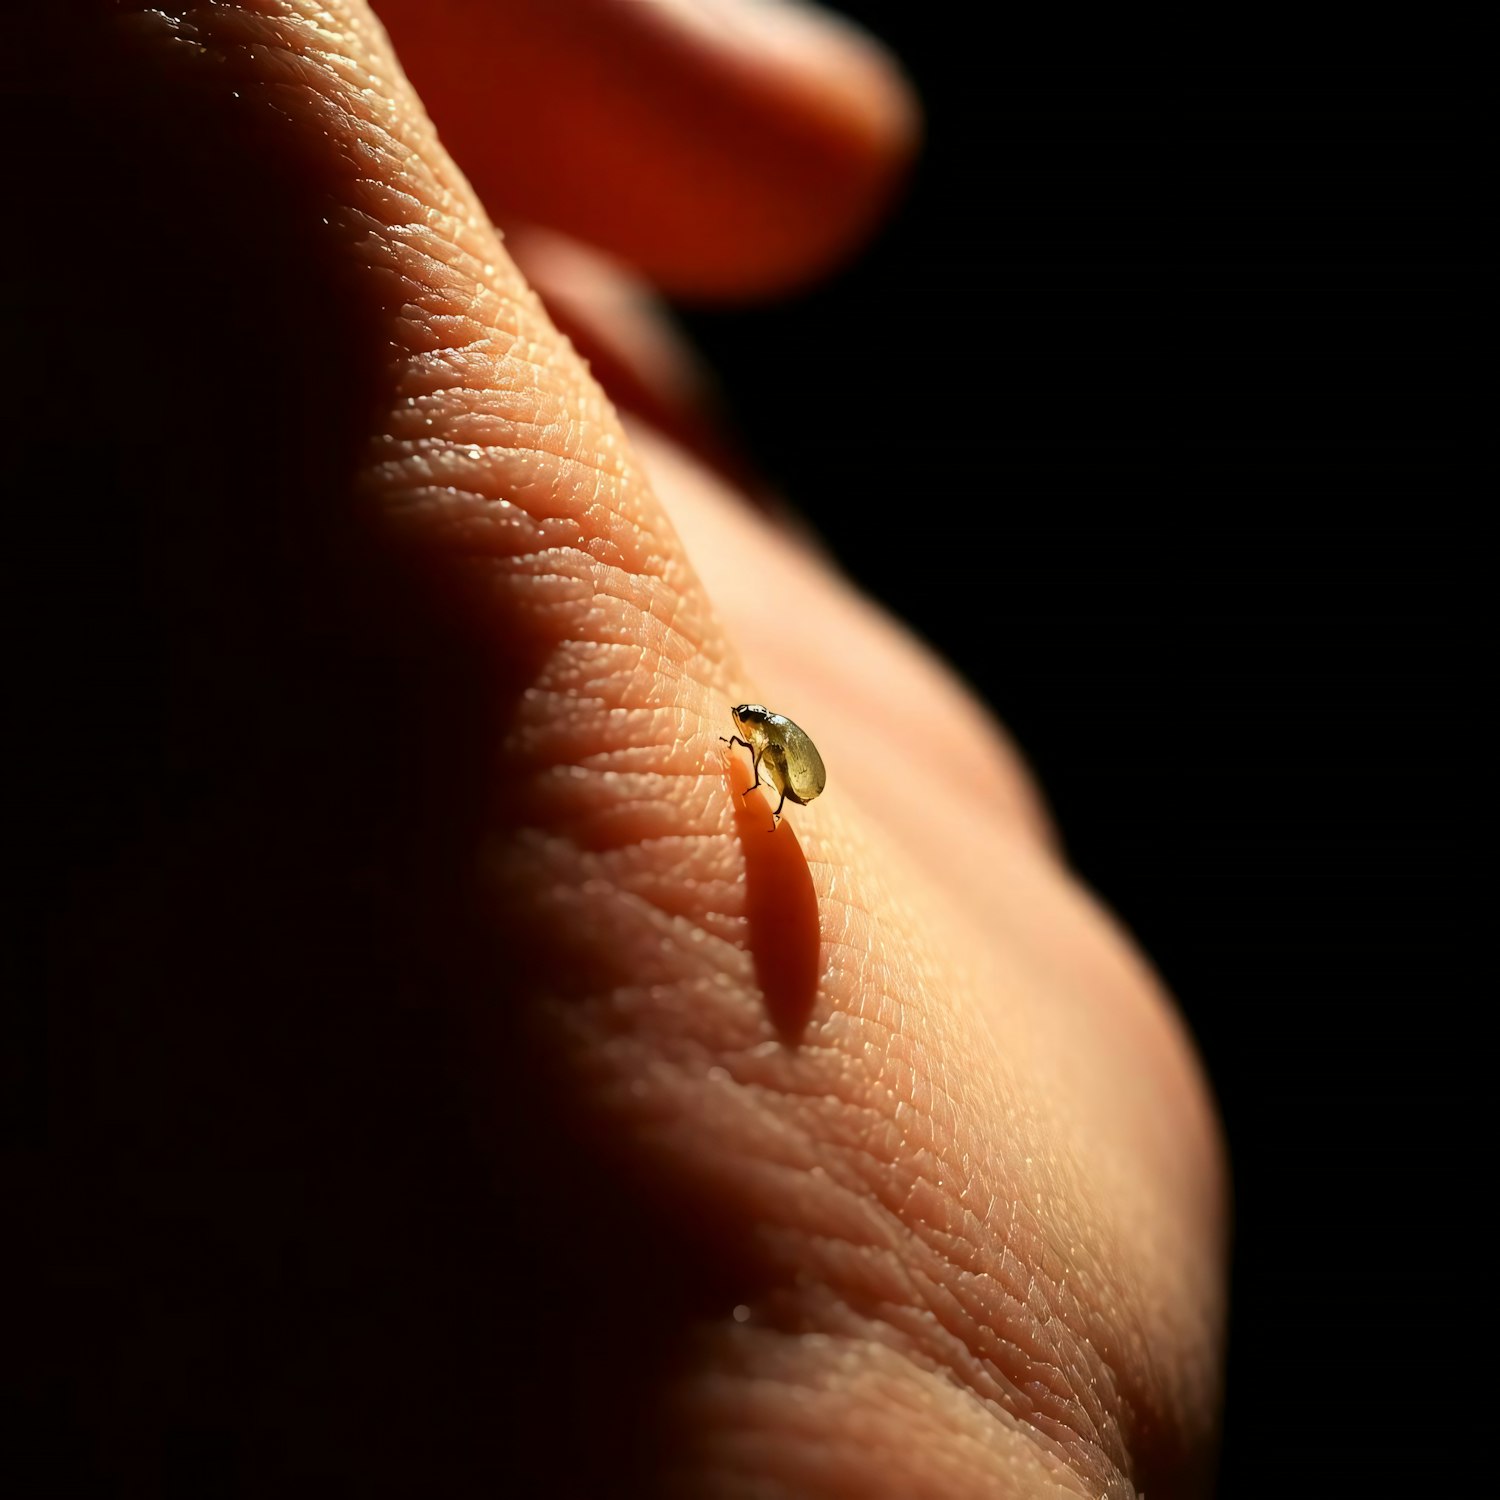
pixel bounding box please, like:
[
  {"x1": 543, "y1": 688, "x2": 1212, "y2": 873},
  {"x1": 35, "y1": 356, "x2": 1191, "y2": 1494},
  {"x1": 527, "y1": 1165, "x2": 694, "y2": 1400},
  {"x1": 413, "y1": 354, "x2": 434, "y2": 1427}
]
[{"x1": 721, "y1": 704, "x2": 827, "y2": 829}]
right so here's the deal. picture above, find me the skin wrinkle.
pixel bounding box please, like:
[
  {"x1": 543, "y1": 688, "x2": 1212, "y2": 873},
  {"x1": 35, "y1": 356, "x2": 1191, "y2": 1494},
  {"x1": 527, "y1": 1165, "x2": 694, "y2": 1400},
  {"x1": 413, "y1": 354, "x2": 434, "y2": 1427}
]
[
  {"x1": 691, "y1": 1296, "x2": 1103, "y2": 1497},
  {"x1": 791, "y1": 1239, "x2": 1052, "y2": 1417},
  {"x1": 377, "y1": 420, "x2": 678, "y2": 573},
  {"x1": 673, "y1": 1336, "x2": 1096, "y2": 1498},
  {"x1": 111, "y1": 4, "x2": 1221, "y2": 1493}
]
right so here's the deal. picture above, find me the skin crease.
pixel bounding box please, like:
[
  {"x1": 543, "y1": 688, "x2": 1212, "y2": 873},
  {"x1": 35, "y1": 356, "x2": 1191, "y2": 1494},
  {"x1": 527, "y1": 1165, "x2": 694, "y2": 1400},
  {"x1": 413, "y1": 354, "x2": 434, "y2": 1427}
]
[{"x1": 20, "y1": 4, "x2": 1226, "y2": 1497}]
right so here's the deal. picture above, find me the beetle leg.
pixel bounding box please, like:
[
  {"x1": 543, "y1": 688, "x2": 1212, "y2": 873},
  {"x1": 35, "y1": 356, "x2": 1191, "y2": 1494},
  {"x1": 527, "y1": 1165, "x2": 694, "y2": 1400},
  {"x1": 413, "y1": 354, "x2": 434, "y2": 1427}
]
[
  {"x1": 742, "y1": 750, "x2": 764, "y2": 799},
  {"x1": 721, "y1": 731, "x2": 757, "y2": 795},
  {"x1": 770, "y1": 787, "x2": 786, "y2": 830},
  {"x1": 720, "y1": 735, "x2": 763, "y2": 798}
]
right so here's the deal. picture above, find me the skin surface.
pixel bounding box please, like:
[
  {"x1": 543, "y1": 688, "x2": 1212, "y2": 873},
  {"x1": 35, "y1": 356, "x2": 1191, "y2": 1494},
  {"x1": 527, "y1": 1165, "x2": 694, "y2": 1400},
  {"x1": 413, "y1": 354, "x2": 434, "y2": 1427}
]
[{"x1": 20, "y1": 4, "x2": 1226, "y2": 1496}]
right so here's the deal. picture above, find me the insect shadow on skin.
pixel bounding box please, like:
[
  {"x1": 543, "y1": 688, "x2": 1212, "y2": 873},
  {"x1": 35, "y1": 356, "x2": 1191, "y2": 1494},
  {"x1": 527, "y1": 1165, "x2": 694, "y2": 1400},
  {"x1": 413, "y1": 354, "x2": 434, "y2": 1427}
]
[{"x1": 719, "y1": 705, "x2": 822, "y2": 1042}]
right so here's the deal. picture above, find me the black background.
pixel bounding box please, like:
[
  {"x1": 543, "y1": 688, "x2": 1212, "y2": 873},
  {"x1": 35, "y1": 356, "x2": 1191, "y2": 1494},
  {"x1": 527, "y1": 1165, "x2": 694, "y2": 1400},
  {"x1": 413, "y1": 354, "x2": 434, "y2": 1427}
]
[{"x1": 677, "y1": 29, "x2": 1456, "y2": 1497}]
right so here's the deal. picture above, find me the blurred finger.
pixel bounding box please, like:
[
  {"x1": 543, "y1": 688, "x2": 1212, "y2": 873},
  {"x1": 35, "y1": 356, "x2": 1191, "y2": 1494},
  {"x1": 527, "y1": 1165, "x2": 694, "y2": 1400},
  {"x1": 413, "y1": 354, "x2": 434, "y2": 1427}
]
[{"x1": 376, "y1": 0, "x2": 920, "y2": 294}]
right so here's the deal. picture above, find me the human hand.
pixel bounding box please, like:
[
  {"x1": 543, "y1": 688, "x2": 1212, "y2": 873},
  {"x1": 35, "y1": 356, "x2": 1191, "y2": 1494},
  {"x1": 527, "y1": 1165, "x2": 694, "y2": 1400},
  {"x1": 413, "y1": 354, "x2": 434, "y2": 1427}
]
[{"x1": 23, "y1": 4, "x2": 1224, "y2": 1495}]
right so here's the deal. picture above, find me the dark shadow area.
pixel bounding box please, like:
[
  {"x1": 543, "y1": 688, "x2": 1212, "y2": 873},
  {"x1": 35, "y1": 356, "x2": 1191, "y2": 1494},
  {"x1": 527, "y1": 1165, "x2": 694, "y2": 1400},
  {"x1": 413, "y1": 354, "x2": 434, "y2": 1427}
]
[
  {"x1": 8, "y1": 20, "x2": 744, "y2": 1498},
  {"x1": 722, "y1": 750, "x2": 822, "y2": 1043}
]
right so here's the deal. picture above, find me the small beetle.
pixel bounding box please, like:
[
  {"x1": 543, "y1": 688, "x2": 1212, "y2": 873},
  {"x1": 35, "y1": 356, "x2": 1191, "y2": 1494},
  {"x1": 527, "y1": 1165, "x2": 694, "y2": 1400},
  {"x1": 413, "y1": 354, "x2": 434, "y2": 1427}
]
[{"x1": 721, "y1": 703, "x2": 827, "y2": 829}]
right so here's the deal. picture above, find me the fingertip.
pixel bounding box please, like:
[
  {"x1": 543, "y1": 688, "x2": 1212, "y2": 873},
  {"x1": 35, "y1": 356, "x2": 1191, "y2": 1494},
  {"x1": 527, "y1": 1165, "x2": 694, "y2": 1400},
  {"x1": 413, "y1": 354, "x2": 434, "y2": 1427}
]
[
  {"x1": 640, "y1": 0, "x2": 923, "y2": 294},
  {"x1": 380, "y1": 0, "x2": 920, "y2": 296}
]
